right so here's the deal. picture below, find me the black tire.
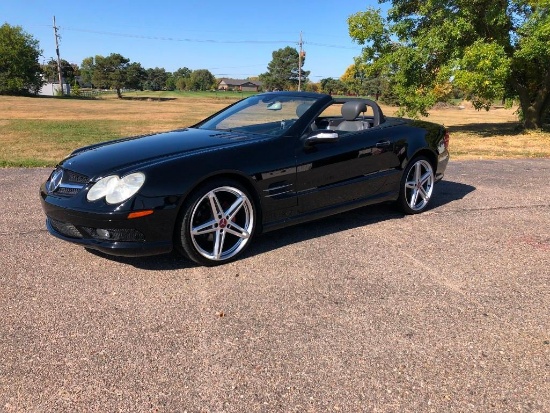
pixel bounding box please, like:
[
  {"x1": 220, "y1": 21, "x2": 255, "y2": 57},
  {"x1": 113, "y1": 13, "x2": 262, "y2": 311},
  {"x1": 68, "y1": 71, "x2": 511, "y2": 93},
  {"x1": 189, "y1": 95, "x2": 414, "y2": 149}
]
[
  {"x1": 177, "y1": 179, "x2": 257, "y2": 266},
  {"x1": 397, "y1": 156, "x2": 435, "y2": 214}
]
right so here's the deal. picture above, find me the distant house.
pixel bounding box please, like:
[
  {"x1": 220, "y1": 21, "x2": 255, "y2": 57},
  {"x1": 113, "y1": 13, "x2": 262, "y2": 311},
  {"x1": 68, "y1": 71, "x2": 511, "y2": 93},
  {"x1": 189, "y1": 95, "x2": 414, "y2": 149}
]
[{"x1": 218, "y1": 78, "x2": 262, "y2": 92}]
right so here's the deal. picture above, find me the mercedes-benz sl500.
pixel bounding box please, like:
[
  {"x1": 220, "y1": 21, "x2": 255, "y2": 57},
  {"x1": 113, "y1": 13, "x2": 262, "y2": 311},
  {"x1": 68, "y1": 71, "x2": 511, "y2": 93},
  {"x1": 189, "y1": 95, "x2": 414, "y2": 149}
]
[{"x1": 40, "y1": 92, "x2": 450, "y2": 266}]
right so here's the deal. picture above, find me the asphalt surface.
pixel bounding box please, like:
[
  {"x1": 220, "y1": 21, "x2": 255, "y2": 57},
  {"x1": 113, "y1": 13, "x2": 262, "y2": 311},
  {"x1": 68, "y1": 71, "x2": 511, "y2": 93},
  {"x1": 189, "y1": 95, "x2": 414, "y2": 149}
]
[{"x1": 0, "y1": 159, "x2": 549, "y2": 412}]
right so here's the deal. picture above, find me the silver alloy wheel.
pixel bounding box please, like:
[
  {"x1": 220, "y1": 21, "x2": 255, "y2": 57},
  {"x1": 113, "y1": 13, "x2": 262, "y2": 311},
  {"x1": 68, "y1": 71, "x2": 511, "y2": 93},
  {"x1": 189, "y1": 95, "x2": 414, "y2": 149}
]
[
  {"x1": 404, "y1": 159, "x2": 434, "y2": 211},
  {"x1": 189, "y1": 185, "x2": 254, "y2": 261}
]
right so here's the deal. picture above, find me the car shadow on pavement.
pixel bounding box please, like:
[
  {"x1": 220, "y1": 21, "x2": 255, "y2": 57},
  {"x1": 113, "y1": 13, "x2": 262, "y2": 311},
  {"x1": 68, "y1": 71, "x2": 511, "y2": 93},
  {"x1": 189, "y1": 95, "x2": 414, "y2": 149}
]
[
  {"x1": 429, "y1": 179, "x2": 476, "y2": 209},
  {"x1": 247, "y1": 179, "x2": 475, "y2": 260},
  {"x1": 91, "y1": 180, "x2": 475, "y2": 270}
]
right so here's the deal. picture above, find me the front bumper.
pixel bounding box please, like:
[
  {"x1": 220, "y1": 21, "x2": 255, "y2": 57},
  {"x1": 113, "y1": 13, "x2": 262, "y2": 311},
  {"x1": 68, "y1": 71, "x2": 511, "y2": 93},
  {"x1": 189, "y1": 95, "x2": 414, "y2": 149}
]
[{"x1": 40, "y1": 187, "x2": 177, "y2": 257}]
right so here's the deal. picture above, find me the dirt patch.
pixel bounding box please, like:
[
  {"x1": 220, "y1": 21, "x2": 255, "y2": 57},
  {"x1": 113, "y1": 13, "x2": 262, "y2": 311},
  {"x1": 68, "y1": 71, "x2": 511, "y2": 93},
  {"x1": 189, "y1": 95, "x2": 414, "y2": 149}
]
[{"x1": 121, "y1": 97, "x2": 178, "y2": 102}]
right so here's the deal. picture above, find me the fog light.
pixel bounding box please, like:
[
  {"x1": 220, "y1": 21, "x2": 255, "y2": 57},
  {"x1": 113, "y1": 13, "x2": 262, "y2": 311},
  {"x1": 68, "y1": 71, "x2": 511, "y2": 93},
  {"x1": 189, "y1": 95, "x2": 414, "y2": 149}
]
[
  {"x1": 82, "y1": 227, "x2": 146, "y2": 242},
  {"x1": 96, "y1": 229, "x2": 112, "y2": 240}
]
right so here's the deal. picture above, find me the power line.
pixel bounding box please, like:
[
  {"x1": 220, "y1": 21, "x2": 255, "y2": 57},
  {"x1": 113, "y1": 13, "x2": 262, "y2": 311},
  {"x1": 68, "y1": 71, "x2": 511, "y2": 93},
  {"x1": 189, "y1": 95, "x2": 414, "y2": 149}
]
[
  {"x1": 59, "y1": 26, "x2": 360, "y2": 50},
  {"x1": 60, "y1": 26, "x2": 294, "y2": 45},
  {"x1": 53, "y1": 25, "x2": 359, "y2": 79},
  {"x1": 305, "y1": 41, "x2": 361, "y2": 50}
]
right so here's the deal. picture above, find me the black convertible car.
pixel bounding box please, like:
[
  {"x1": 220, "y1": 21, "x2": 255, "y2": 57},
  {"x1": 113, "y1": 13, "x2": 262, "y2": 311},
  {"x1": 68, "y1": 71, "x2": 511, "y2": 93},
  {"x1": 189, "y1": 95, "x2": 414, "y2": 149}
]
[{"x1": 40, "y1": 92, "x2": 449, "y2": 265}]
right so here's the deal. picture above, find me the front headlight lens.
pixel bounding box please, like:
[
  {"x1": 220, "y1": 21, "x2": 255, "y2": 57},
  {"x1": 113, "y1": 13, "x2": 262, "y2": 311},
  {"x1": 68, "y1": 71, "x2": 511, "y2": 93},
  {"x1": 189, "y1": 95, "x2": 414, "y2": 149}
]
[{"x1": 87, "y1": 172, "x2": 145, "y2": 204}]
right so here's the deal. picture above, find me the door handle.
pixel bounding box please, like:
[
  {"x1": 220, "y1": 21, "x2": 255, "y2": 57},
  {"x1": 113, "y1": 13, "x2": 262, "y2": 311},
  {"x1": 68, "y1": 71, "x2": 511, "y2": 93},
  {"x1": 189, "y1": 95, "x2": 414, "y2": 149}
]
[{"x1": 376, "y1": 140, "x2": 391, "y2": 147}]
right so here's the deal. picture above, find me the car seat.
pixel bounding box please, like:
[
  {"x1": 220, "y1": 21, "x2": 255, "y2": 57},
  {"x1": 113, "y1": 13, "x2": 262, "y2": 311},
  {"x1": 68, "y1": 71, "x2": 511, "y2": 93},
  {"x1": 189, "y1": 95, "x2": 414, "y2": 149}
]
[{"x1": 336, "y1": 101, "x2": 370, "y2": 132}]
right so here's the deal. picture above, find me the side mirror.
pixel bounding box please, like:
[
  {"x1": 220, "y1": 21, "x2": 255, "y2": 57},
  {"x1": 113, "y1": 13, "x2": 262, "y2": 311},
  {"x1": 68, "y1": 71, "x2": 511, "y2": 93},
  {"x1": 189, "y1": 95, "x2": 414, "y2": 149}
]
[{"x1": 305, "y1": 131, "x2": 339, "y2": 146}]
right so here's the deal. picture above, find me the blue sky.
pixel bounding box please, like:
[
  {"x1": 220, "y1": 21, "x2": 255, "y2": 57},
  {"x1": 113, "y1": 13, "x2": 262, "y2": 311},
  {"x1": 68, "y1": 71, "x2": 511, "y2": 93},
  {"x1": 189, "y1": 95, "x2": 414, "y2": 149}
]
[{"x1": 1, "y1": 0, "x2": 386, "y2": 81}]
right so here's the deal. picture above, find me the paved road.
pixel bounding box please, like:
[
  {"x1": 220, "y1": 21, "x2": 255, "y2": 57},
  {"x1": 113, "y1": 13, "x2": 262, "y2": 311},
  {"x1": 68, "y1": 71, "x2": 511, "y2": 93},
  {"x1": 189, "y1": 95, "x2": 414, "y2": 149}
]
[{"x1": 1, "y1": 160, "x2": 549, "y2": 412}]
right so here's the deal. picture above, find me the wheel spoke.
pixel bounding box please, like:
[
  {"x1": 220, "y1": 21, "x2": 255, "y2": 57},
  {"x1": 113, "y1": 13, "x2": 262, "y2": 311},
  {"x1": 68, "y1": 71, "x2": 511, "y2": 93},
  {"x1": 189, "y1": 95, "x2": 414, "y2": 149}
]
[
  {"x1": 409, "y1": 188, "x2": 419, "y2": 208},
  {"x1": 213, "y1": 229, "x2": 226, "y2": 260},
  {"x1": 418, "y1": 186, "x2": 430, "y2": 202},
  {"x1": 415, "y1": 162, "x2": 422, "y2": 182},
  {"x1": 225, "y1": 196, "x2": 245, "y2": 220},
  {"x1": 225, "y1": 223, "x2": 250, "y2": 239},
  {"x1": 192, "y1": 219, "x2": 218, "y2": 236},
  {"x1": 405, "y1": 180, "x2": 416, "y2": 189},
  {"x1": 208, "y1": 191, "x2": 224, "y2": 218},
  {"x1": 420, "y1": 171, "x2": 432, "y2": 185}
]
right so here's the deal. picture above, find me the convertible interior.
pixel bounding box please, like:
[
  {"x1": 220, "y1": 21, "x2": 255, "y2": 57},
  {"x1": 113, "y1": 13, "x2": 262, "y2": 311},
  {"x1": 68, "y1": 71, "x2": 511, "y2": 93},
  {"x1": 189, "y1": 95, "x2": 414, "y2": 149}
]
[{"x1": 313, "y1": 100, "x2": 382, "y2": 132}]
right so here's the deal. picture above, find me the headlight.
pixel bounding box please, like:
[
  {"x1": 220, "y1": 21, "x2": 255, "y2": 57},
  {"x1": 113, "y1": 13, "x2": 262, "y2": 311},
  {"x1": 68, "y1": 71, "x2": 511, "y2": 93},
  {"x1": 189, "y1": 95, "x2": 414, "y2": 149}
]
[{"x1": 87, "y1": 172, "x2": 145, "y2": 204}]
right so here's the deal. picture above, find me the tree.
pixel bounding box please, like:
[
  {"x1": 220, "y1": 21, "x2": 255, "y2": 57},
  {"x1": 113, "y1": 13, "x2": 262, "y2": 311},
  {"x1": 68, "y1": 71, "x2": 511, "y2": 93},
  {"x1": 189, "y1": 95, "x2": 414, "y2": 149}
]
[
  {"x1": 305, "y1": 82, "x2": 320, "y2": 93},
  {"x1": 169, "y1": 67, "x2": 193, "y2": 91},
  {"x1": 42, "y1": 58, "x2": 76, "y2": 84},
  {"x1": 259, "y1": 46, "x2": 310, "y2": 91},
  {"x1": 320, "y1": 78, "x2": 345, "y2": 95},
  {"x1": 0, "y1": 23, "x2": 43, "y2": 95},
  {"x1": 348, "y1": 1, "x2": 550, "y2": 129},
  {"x1": 82, "y1": 53, "x2": 145, "y2": 97},
  {"x1": 143, "y1": 67, "x2": 168, "y2": 91},
  {"x1": 175, "y1": 77, "x2": 189, "y2": 91},
  {"x1": 126, "y1": 62, "x2": 146, "y2": 90},
  {"x1": 187, "y1": 69, "x2": 216, "y2": 91},
  {"x1": 80, "y1": 56, "x2": 95, "y2": 87},
  {"x1": 341, "y1": 63, "x2": 368, "y2": 96}
]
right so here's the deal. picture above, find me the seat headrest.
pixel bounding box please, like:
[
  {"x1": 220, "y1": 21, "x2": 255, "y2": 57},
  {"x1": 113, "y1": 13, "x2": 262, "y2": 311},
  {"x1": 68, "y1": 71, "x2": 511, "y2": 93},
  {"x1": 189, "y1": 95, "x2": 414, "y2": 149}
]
[
  {"x1": 296, "y1": 103, "x2": 311, "y2": 117},
  {"x1": 341, "y1": 101, "x2": 367, "y2": 121}
]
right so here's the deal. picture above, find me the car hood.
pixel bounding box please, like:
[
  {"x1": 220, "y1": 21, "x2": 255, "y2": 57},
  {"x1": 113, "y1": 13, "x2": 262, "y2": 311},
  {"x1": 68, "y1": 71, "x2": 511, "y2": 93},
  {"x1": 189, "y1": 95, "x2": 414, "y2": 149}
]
[{"x1": 60, "y1": 128, "x2": 258, "y2": 178}]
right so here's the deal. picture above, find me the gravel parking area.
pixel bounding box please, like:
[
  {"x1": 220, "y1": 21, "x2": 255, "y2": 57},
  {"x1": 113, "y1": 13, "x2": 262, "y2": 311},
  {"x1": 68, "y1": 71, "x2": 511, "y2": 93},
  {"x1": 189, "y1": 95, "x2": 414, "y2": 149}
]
[{"x1": 1, "y1": 159, "x2": 549, "y2": 412}]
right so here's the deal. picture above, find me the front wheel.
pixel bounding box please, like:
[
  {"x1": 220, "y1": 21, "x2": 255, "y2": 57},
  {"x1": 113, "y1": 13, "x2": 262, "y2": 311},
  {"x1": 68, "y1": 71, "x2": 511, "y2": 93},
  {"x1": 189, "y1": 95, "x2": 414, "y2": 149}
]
[
  {"x1": 397, "y1": 156, "x2": 435, "y2": 214},
  {"x1": 178, "y1": 180, "x2": 257, "y2": 266}
]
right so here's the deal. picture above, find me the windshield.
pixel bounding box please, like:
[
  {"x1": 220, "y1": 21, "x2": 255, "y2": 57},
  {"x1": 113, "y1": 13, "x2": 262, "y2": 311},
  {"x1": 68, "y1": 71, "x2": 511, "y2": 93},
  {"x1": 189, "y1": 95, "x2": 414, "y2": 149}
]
[{"x1": 197, "y1": 94, "x2": 320, "y2": 136}]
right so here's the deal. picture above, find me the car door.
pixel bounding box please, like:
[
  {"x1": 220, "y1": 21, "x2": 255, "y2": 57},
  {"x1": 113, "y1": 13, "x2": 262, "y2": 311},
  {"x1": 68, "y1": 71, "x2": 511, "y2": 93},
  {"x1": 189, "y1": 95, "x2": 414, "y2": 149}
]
[{"x1": 294, "y1": 127, "x2": 400, "y2": 213}]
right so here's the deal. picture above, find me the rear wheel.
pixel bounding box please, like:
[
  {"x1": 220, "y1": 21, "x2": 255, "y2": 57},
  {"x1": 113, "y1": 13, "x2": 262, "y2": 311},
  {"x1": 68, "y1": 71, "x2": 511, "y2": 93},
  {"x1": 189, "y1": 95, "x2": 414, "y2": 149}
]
[
  {"x1": 397, "y1": 156, "x2": 434, "y2": 214},
  {"x1": 178, "y1": 180, "x2": 256, "y2": 266}
]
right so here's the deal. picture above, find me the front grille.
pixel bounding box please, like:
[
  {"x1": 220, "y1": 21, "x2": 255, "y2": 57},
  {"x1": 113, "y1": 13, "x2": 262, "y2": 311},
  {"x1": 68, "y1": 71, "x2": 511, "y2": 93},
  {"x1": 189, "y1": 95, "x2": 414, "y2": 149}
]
[
  {"x1": 47, "y1": 167, "x2": 89, "y2": 197},
  {"x1": 56, "y1": 187, "x2": 81, "y2": 196},
  {"x1": 49, "y1": 218, "x2": 83, "y2": 239},
  {"x1": 65, "y1": 170, "x2": 89, "y2": 184}
]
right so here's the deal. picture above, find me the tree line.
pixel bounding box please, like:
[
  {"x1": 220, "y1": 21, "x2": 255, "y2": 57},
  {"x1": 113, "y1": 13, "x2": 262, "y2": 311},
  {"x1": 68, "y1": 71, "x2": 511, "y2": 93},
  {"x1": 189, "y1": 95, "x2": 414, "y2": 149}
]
[
  {"x1": 1, "y1": 23, "x2": 311, "y2": 98},
  {"x1": 42, "y1": 54, "x2": 217, "y2": 98},
  {"x1": 0, "y1": 22, "x2": 354, "y2": 99}
]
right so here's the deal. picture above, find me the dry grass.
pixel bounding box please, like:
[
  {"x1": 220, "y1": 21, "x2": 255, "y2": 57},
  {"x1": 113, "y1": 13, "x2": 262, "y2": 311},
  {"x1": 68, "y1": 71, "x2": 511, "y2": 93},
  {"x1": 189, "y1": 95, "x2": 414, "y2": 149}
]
[
  {"x1": 0, "y1": 94, "x2": 548, "y2": 166},
  {"x1": 409, "y1": 103, "x2": 550, "y2": 160},
  {"x1": 0, "y1": 94, "x2": 231, "y2": 166}
]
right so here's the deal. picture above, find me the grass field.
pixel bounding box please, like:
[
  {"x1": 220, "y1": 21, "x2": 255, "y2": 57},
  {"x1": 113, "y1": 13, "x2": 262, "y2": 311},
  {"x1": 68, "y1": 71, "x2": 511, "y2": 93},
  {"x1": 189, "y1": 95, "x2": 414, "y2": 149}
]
[{"x1": 1, "y1": 92, "x2": 548, "y2": 167}]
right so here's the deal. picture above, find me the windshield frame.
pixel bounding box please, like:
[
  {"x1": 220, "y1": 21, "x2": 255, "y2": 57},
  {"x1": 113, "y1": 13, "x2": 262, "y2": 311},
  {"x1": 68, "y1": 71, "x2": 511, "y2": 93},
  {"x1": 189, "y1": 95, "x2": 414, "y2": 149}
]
[{"x1": 194, "y1": 92, "x2": 326, "y2": 137}]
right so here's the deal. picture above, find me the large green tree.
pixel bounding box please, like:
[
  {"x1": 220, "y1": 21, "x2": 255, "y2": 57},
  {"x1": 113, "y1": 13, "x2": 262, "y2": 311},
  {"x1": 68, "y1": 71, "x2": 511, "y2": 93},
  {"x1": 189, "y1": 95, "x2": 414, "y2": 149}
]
[
  {"x1": 166, "y1": 67, "x2": 192, "y2": 91},
  {"x1": 319, "y1": 77, "x2": 345, "y2": 95},
  {"x1": 143, "y1": 67, "x2": 168, "y2": 91},
  {"x1": 259, "y1": 46, "x2": 310, "y2": 91},
  {"x1": 187, "y1": 69, "x2": 216, "y2": 91},
  {"x1": 0, "y1": 23, "x2": 43, "y2": 95},
  {"x1": 348, "y1": 1, "x2": 550, "y2": 129},
  {"x1": 82, "y1": 53, "x2": 145, "y2": 97}
]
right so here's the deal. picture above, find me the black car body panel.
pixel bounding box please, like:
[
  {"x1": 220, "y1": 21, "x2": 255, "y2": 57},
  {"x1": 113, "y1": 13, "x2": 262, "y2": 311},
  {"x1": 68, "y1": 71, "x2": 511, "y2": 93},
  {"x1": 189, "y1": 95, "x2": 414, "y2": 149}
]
[{"x1": 40, "y1": 92, "x2": 449, "y2": 262}]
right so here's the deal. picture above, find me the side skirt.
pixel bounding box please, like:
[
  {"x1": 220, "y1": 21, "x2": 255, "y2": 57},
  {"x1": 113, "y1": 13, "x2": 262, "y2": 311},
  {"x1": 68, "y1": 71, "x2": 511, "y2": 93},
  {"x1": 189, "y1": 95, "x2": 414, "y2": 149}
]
[{"x1": 261, "y1": 191, "x2": 398, "y2": 233}]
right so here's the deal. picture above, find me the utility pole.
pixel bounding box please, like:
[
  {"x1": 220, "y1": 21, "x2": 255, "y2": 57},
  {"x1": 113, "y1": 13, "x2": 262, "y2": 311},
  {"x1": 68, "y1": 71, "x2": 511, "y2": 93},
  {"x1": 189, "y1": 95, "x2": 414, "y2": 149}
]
[
  {"x1": 298, "y1": 31, "x2": 303, "y2": 92},
  {"x1": 53, "y1": 16, "x2": 64, "y2": 95}
]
